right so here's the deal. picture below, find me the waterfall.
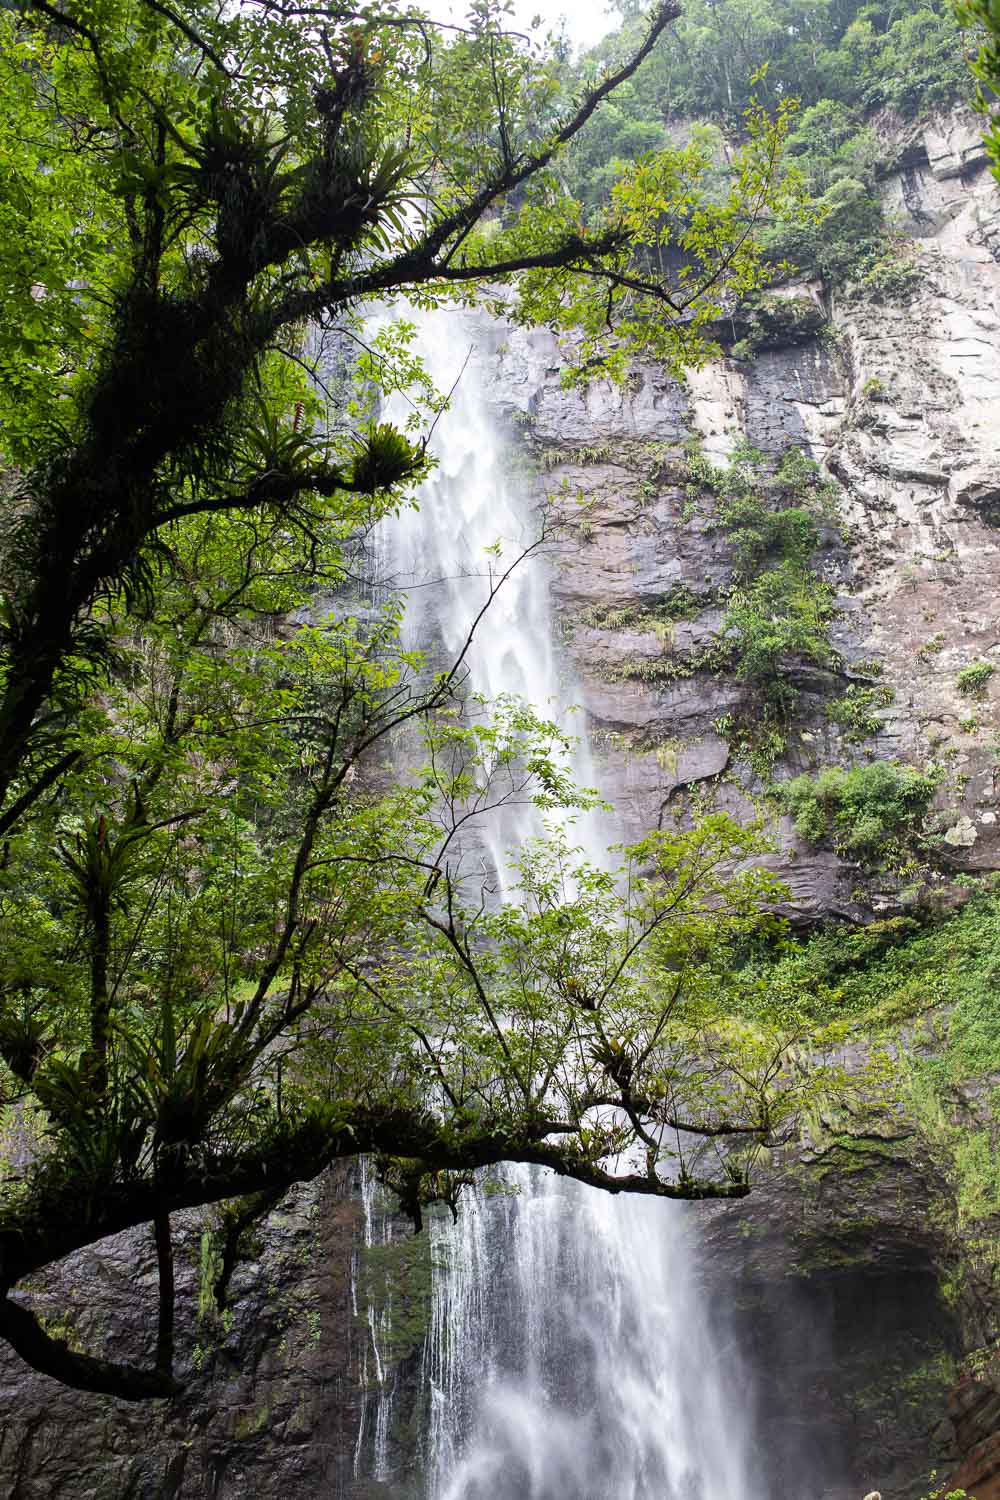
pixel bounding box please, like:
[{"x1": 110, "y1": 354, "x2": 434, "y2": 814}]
[
  {"x1": 382, "y1": 307, "x2": 605, "y2": 889},
  {"x1": 424, "y1": 1169, "x2": 756, "y2": 1500},
  {"x1": 351, "y1": 1157, "x2": 399, "y2": 1485},
  {"x1": 371, "y1": 306, "x2": 760, "y2": 1500}
]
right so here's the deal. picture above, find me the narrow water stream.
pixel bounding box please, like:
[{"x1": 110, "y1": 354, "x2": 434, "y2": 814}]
[{"x1": 365, "y1": 307, "x2": 761, "y2": 1500}]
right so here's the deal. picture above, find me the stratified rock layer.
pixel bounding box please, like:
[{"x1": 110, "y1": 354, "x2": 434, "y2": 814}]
[{"x1": 481, "y1": 107, "x2": 1000, "y2": 918}]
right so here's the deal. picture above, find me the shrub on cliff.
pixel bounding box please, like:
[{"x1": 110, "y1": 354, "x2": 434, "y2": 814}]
[
  {"x1": 723, "y1": 563, "x2": 839, "y2": 705},
  {"x1": 693, "y1": 444, "x2": 843, "y2": 726},
  {"x1": 781, "y1": 762, "x2": 940, "y2": 866}
]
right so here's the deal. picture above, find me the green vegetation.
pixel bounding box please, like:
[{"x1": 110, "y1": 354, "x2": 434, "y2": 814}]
[
  {"x1": 715, "y1": 446, "x2": 837, "y2": 576},
  {"x1": 826, "y1": 684, "x2": 895, "y2": 740},
  {"x1": 589, "y1": 441, "x2": 864, "y2": 769},
  {"x1": 718, "y1": 890, "x2": 1000, "y2": 1249},
  {"x1": 600, "y1": 653, "x2": 694, "y2": 685},
  {"x1": 583, "y1": 439, "x2": 898, "y2": 775},
  {"x1": 723, "y1": 563, "x2": 838, "y2": 704},
  {"x1": 719, "y1": 888, "x2": 1000, "y2": 1266},
  {"x1": 0, "y1": 0, "x2": 985, "y2": 1423},
  {"x1": 911, "y1": 1008, "x2": 1000, "y2": 1226},
  {"x1": 0, "y1": 0, "x2": 822, "y2": 1402},
  {"x1": 678, "y1": 443, "x2": 848, "y2": 766},
  {"x1": 725, "y1": 887, "x2": 1000, "y2": 1031},
  {"x1": 761, "y1": 100, "x2": 924, "y2": 291},
  {"x1": 599, "y1": 0, "x2": 968, "y2": 126},
  {"x1": 700, "y1": 449, "x2": 839, "y2": 685},
  {"x1": 959, "y1": 0, "x2": 1000, "y2": 185},
  {"x1": 781, "y1": 762, "x2": 940, "y2": 866},
  {"x1": 563, "y1": 0, "x2": 970, "y2": 287},
  {"x1": 582, "y1": 587, "x2": 711, "y2": 633},
  {"x1": 957, "y1": 661, "x2": 996, "y2": 696}
]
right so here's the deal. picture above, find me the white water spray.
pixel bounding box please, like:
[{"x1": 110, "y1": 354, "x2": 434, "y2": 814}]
[
  {"x1": 425, "y1": 1168, "x2": 756, "y2": 1500},
  {"x1": 381, "y1": 308, "x2": 605, "y2": 890},
  {"x1": 351, "y1": 1156, "x2": 399, "y2": 1485},
  {"x1": 373, "y1": 306, "x2": 759, "y2": 1500}
]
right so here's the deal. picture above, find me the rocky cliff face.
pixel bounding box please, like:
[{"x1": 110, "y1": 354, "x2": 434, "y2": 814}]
[
  {"x1": 2, "y1": 108, "x2": 999, "y2": 1500},
  {"x1": 0, "y1": 1159, "x2": 434, "y2": 1498},
  {"x1": 482, "y1": 104, "x2": 1000, "y2": 923},
  {"x1": 475, "y1": 101, "x2": 1000, "y2": 1499}
]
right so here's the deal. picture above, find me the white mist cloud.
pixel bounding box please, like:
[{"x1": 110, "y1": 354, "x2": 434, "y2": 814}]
[
  {"x1": 508, "y1": 0, "x2": 615, "y2": 47},
  {"x1": 428, "y1": 0, "x2": 617, "y2": 51}
]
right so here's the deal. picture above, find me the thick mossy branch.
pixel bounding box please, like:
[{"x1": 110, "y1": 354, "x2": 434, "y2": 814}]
[
  {"x1": 0, "y1": 1106, "x2": 753, "y2": 1290},
  {"x1": 0, "y1": 1295, "x2": 179, "y2": 1401},
  {"x1": 0, "y1": 1099, "x2": 758, "y2": 1395}
]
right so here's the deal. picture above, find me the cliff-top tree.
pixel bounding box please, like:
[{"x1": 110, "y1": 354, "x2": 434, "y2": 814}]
[{"x1": 0, "y1": 0, "x2": 811, "y2": 1398}]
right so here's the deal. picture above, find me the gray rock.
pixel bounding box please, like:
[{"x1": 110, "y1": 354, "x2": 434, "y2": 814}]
[
  {"x1": 923, "y1": 111, "x2": 990, "y2": 180},
  {"x1": 943, "y1": 814, "x2": 979, "y2": 847},
  {"x1": 954, "y1": 464, "x2": 1000, "y2": 525}
]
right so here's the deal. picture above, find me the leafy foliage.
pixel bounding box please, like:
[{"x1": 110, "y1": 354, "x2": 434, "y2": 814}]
[
  {"x1": 961, "y1": 0, "x2": 1000, "y2": 177},
  {"x1": 723, "y1": 565, "x2": 837, "y2": 704},
  {"x1": 956, "y1": 661, "x2": 996, "y2": 696},
  {"x1": 683, "y1": 444, "x2": 843, "y2": 752},
  {"x1": 601, "y1": 0, "x2": 968, "y2": 125},
  {"x1": 781, "y1": 761, "x2": 940, "y2": 865},
  {"x1": 825, "y1": 684, "x2": 895, "y2": 740},
  {"x1": 718, "y1": 877, "x2": 1000, "y2": 1230},
  {"x1": 0, "y1": 0, "x2": 818, "y2": 1399},
  {"x1": 560, "y1": 0, "x2": 970, "y2": 286},
  {"x1": 721, "y1": 888, "x2": 1000, "y2": 1024}
]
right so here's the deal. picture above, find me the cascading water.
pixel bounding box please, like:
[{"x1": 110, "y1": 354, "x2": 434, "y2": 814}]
[
  {"x1": 365, "y1": 306, "x2": 760, "y2": 1500},
  {"x1": 425, "y1": 1169, "x2": 757, "y2": 1500},
  {"x1": 382, "y1": 308, "x2": 604, "y2": 892},
  {"x1": 351, "y1": 1157, "x2": 400, "y2": 1485}
]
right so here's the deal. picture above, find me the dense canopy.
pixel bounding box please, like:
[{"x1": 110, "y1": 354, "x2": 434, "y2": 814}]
[{"x1": 0, "y1": 0, "x2": 850, "y2": 1399}]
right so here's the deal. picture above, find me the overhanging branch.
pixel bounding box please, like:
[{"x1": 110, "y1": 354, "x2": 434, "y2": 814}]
[
  {"x1": 0, "y1": 1295, "x2": 179, "y2": 1401},
  {"x1": 0, "y1": 1106, "x2": 752, "y2": 1292}
]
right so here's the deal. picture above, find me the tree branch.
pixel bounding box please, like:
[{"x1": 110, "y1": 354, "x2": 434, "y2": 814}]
[
  {"x1": 133, "y1": 0, "x2": 231, "y2": 75},
  {"x1": 0, "y1": 1105, "x2": 752, "y2": 1295},
  {"x1": 0, "y1": 751, "x2": 82, "y2": 842},
  {"x1": 264, "y1": 232, "x2": 627, "y2": 336},
  {"x1": 153, "y1": 1211, "x2": 174, "y2": 1375},
  {"x1": 0, "y1": 1295, "x2": 179, "y2": 1401}
]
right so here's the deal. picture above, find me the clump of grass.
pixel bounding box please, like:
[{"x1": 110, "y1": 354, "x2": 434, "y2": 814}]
[{"x1": 956, "y1": 661, "x2": 995, "y2": 697}]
